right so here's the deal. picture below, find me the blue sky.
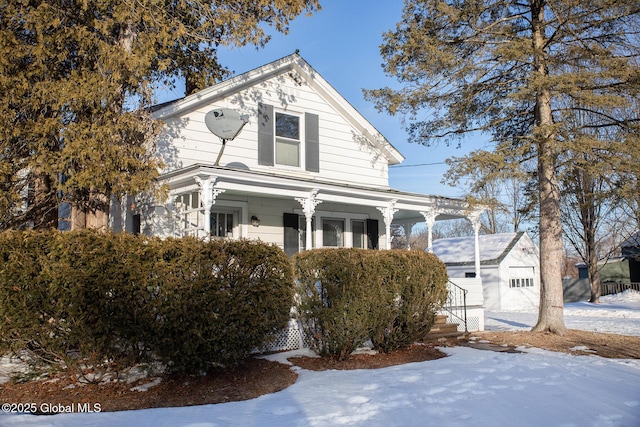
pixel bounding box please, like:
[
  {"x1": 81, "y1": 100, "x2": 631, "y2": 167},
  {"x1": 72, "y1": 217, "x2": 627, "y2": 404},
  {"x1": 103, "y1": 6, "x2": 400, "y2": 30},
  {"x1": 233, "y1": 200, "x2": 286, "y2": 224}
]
[{"x1": 160, "y1": 0, "x2": 489, "y2": 197}]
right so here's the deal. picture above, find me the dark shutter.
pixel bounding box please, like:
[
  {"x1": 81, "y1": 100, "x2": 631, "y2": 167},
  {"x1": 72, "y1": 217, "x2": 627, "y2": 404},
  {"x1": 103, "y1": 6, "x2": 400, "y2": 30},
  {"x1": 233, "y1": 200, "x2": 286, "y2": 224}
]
[
  {"x1": 283, "y1": 213, "x2": 300, "y2": 257},
  {"x1": 366, "y1": 219, "x2": 379, "y2": 250},
  {"x1": 305, "y1": 112, "x2": 319, "y2": 172},
  {"x1": 132, "y1": 214, "x2": 141, "y2": 236},
  {"x1": 258, "y1": 103, "x2": 274, "y2": 166}
]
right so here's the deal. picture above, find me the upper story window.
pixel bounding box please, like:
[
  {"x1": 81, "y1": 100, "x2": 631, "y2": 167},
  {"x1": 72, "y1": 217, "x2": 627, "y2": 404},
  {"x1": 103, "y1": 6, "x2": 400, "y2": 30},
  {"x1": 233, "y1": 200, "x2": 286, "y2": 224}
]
[
  {"x1": 258, "y1": 103, "x2": 319, "y2": 172},
  {"x1": 275, "y1": 112, "x2": 301, "y2": 167}
]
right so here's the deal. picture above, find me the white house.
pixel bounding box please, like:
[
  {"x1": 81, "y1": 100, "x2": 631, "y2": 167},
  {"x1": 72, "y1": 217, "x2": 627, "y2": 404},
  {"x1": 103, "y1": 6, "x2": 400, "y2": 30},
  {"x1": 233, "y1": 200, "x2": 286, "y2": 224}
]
[
  {"x1": 112, "y1": 53, "x2": 485, "y2": 252},
  {"x1": 432, "y1": 232, "x2": 540, "y2": 312},
  {"x1": 109, "y1": 53, "x2": 487, "y2": 335}
]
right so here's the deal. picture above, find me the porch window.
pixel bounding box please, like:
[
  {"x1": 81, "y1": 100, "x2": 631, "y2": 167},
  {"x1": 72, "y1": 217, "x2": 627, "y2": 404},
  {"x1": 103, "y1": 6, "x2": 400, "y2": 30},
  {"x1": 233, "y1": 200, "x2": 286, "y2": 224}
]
[
  {"x1": 210, "y1": 211, "x2": 234, "y2": 238},
  {"x1": 352, "y1": 219, "x2": 367, "y2": 249},
  {"x1": 178, "y1": 192, "x2": 203, "y2": 233},
  {"x1": 323, "y1": 218, "x2": 345, "y2": 247}
]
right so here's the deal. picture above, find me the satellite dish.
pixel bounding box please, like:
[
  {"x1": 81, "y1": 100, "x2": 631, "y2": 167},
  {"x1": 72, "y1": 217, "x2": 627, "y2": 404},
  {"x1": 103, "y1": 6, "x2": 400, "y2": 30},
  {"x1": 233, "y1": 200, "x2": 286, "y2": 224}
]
[
  {"x1": 204, "y1": 108, "x2": 247, "y2": 141},
  {"x1": 204, "y1": 108, "x2": 248, "y2": 166}
]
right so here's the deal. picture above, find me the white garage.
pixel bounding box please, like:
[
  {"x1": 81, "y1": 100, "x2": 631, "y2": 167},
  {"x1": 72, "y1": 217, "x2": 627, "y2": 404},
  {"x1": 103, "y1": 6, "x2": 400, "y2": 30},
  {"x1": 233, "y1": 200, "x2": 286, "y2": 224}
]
[{"x1": 432, "y1": 232, "x2": 540, "y2": 311}]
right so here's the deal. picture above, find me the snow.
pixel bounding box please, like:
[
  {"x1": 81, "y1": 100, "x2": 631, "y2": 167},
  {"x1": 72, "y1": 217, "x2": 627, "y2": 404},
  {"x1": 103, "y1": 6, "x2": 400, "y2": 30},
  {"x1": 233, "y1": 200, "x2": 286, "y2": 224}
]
[
  {"x1": 2, "y1": 292, "x2": 640, "y2": 427},
  {"x1": 486, "y1": 290, "x2": 640, "y2": 337},
  {"x1": 432, "y1": 233, "x2": 520, "y2": 264}
]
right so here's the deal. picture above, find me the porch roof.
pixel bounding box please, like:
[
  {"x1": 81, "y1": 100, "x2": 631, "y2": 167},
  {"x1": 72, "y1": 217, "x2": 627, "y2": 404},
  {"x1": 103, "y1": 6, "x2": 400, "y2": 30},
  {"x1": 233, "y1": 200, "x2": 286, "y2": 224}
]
[{"x1": 159, "y1": 164, "x2": 469, "y2": 223}]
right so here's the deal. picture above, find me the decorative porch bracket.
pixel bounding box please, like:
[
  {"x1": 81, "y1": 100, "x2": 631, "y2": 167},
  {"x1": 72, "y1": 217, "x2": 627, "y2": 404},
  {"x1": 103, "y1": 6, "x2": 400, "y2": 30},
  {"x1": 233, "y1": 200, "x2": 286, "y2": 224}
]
[
  {"x1": 377, "y1": 199, "x2": 398, "y2": 250},
  {"x1": 195, "y1": 175, "x2": 226, "y2": 238},
  {"x1": 295, "y1": 189, "x2": 322, "y2": 250}
]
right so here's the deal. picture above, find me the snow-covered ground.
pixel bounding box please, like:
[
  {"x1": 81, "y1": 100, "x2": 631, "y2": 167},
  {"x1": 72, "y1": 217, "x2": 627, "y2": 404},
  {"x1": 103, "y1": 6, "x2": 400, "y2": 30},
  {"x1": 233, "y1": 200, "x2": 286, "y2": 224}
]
[
  {"x1": 2, "y1": 292, "x2": 640, "y2": 427},
  {"x1": 486, "y1": 290, "x2": 640, "y2": 337}
]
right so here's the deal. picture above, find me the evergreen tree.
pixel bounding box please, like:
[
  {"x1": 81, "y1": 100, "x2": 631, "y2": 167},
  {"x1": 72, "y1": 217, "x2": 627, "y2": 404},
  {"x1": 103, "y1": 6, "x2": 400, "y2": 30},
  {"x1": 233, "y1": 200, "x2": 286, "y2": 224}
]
[
  {"x1": 0, "y1": 0, "x2": 320, "y2": 230},
  {"x1": 365, "y1": 0, "x2": 640, "y2": 333}
]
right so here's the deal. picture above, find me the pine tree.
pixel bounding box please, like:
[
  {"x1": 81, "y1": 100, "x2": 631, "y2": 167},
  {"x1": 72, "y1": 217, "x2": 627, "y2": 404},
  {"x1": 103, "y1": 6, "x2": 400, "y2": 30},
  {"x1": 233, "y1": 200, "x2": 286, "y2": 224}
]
[
  {"x1": 1, "y1": 0, "x2": 320, "y2": 230},
  {"x1": 365, "y1": 0, "x2": 640, "y2": 334}
]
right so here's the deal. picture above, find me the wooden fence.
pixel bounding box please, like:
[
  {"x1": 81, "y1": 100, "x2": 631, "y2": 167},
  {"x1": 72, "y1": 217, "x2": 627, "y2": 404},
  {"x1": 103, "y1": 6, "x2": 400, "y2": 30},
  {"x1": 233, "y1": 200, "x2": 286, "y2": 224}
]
[{"x1": 601, "y1": 282, "x2": 640, "y2": 296}]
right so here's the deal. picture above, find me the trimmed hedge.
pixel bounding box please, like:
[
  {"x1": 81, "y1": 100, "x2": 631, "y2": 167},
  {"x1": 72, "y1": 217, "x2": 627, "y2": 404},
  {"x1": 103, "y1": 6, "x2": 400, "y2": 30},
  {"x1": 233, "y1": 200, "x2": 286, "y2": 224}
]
[
  {"x1": 0, "y1": 230, "x2": 294, "y2": 375},
  {"x1": 152, "y1": 238, "x2": 295, "y2": 372},
  {"x1": 293, "y1": 249, "x2": 448, "y2": 360},
  {"x1": 368, "y1": 251, "x2": 449, "y2": 353},
  {"x1": 293, "y1": 249, "x2": 373, "y2": 360}
]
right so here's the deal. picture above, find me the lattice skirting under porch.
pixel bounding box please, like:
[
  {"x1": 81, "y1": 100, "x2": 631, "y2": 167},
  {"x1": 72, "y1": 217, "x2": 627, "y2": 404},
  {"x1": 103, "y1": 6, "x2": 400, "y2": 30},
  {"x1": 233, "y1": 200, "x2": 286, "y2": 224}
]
[
  {"x1": 261, "y1": 318, "x2": 308, "y2": 353},
  {"x1": 258, "y1": 314, "x2": 483, "y2": 354}
]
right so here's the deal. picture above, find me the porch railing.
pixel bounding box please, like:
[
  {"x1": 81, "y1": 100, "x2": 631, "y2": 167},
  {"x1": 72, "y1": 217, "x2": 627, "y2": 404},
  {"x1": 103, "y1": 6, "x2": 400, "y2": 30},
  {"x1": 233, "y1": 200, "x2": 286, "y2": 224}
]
[{"x1": 444, "y1": 280, "x2": 468, "y2": 333}]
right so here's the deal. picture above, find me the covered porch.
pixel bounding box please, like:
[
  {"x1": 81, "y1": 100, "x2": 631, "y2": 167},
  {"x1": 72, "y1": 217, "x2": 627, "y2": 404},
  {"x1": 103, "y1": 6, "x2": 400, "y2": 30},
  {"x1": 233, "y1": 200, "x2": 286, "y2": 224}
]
[
  {"x1": 128, "y1": 163, "x2": 486, "y2": 333},
  {"x1": 142, "y1": 164, "x2": 485, "y2": 270}
]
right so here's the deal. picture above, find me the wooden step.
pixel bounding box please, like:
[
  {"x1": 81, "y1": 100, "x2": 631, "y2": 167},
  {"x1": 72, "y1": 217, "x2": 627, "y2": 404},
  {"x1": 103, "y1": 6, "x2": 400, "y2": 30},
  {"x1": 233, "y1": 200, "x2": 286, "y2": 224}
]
[
  {"x1": 434, "y1": 314, "x2": 449, "y2": 325},
  {"x1": 426, "y1": 316, "x2": 463, "y2": 339},
  {"x1": 428, "y1": 322, "x2": 460, "y2": 334}
]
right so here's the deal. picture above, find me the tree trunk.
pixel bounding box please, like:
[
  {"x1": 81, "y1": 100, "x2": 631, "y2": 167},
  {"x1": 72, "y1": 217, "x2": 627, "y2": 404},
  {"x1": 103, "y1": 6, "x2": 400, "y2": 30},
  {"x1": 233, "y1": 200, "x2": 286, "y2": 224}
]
[
  {"x1": 531, "y1": 0, "x2": 567, "y2": 334},
  {"x1": 533, "y1": 137, "x2": 567, "y2": 333},
  {"x1": 70, "y1": 192, "x2": 110, "y2": 232},
  {"x1": 70, "y1": 204, "x2": 86, "y2": 231},
  {"x1": 74, "y1": 21, "x2": 136, "y2": 231},
  {"x1": 587, "y1": 219, "x2": 601, "y2": 303},
  {"x1": 31, "y1": 173, "x2": 58, "y2": 230},
  {"x1": 582, "y1": 171, "x2": 601, "y2": 303},
  {"x1": 588, "y1": 257, "x2": 602, "y2": 303}
]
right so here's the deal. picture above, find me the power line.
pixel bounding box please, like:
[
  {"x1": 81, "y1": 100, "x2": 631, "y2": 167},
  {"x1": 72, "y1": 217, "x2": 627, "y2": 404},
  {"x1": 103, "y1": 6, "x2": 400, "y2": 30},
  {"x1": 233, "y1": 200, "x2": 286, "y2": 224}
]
[{"x1": 390, "y1": 162, "x2": 446, "y2": 168}]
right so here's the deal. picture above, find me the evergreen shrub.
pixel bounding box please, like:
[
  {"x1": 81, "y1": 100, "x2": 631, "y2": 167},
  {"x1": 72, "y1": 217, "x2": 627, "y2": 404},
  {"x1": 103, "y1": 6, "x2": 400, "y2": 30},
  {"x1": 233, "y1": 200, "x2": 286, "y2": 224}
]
[
  {"x1": 368, "y1": 251, "x2": 448, "y2": 353},
  {"x1": 152, "y1": 238, "x2": 295, "y2": 372},
  {"x1": 293, "y1": 249, "x2": 448, "y2": 360},
  {"x1": 0, "y1": 231, "x2": 294, "y2": 376},
  {"x1": 293, "y1": 249, "x2": 374, "y2": 360},
  {"x1": 0, "y1": 230, "x2": 159, "y2": 375}
]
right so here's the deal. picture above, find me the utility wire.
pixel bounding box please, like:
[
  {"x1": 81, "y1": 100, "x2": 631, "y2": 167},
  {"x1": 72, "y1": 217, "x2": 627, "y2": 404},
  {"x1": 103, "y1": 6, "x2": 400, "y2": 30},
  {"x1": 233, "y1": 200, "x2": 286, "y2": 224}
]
[{"x1": 390, "y1": 162, "x2": 446, "y2": 168}]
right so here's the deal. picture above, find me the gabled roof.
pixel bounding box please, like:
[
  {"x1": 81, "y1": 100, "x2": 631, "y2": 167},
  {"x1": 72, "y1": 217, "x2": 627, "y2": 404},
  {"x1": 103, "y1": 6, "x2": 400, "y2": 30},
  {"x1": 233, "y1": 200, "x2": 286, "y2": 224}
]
[
  {"x1": 432, "y1": 232, "x2": 530, "y2": 266},
  {"x1": 151, "y1": 53, "x2": 405, "y2": 165}
]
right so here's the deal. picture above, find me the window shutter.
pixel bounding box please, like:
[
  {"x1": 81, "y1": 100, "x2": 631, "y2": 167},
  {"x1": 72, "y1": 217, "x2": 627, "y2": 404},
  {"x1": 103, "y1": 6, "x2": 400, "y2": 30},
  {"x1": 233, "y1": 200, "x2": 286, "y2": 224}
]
[
  {"x1": 305, "y1": 112, "x2": 319, "y2": 172},
  {"x1": 132, "y1": 214, "x2": 141, "y2": 236},
  {"x1": 283, "y1": 213, "x2": 300, "y2": 257},
  {"x1": 366, "y1": 219, "x2": 379, "y2": 250},
  {"x1": 258, "y1": 103, "x2": 274, "y2": 166}
]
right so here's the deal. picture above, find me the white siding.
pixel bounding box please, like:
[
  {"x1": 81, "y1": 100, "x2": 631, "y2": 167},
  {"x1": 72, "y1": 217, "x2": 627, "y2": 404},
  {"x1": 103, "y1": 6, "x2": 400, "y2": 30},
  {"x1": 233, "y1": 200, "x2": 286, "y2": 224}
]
[
  {"x1": 438, "y1": 233, "x2": 540, "y2": 312},
  {"x1": 157, "y1": 73, "x2": 390, "y2": 188},
  {"x1": 498, "y1": 236, "x2": 539, "y2": 311}
]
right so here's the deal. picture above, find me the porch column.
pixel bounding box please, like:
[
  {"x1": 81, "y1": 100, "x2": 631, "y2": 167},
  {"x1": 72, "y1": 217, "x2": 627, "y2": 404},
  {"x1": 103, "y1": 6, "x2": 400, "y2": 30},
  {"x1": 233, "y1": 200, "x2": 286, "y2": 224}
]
[
  {"x1": 467, "y1": 208, "x2": 484, "y2": 278},
  {"x1": 401, "y1": 221, "x2": 416, "y2": 250},
  {"x1": 377, "y1": 199, "x2": 398, "y2": 250},
  {"x1": 295, "y1": 189, "x2": 322, "y2": 250},
  {"x1": 420, "y1": 209, "x2": 437, "y2": 253},
  {"x1": 195, "y1": 175, "x2": 225, "y2": 240}
]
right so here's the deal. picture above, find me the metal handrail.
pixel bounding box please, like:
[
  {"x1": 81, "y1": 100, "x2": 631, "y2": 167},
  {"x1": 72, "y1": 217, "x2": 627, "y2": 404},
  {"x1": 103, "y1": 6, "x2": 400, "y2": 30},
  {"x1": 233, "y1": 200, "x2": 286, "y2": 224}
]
[{"x1": 444, "y1": 280, "x2": 468, "y2": 333}]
